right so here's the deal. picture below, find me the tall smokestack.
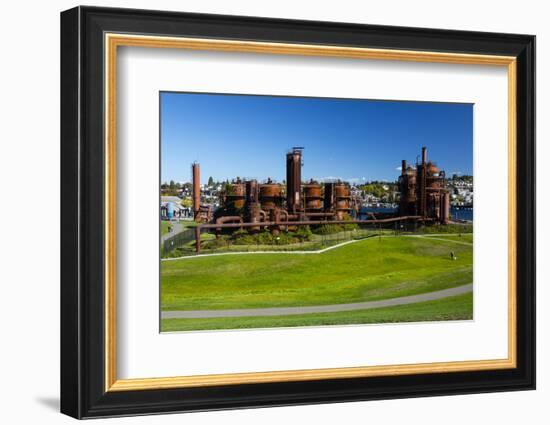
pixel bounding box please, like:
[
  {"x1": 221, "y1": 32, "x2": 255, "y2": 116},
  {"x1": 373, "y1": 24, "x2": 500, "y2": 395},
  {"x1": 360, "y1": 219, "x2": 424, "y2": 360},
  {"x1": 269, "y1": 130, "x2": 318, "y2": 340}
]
[
  {"x1": 402, "y1": 160, "x2": 407, "y2": 175},
  {"x1": 192, "y1": 162, "x2": 200, "y2": 220},
  {"x1": 286, "y1": 147, "x2": 303, "y2": 212},
  {"x1": 418, "y1": 147, "x2": 428, "y2": 217}
]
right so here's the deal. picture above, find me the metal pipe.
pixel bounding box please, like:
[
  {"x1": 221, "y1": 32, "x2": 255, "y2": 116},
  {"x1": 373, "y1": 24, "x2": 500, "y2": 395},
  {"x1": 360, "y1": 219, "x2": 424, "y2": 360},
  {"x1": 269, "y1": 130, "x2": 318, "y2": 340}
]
[
  {"x1": 195, "y1": 226, "x2": 201, "y2": 254},
  {"x1": 304, "y1": 212, "x2": 335, "y2": 218},
  {"x1": 216, "y1": 216, "x2": 243, "y2": 223},
  {"x1": 215, "y1": 216, "x2": 243, "y2": 232},
  {"x1": 199, "y1": 216, "x2": 423, "y2": 230},
  {"x1": 192, "y1": 162, "x2": 201, "y2": 220}
]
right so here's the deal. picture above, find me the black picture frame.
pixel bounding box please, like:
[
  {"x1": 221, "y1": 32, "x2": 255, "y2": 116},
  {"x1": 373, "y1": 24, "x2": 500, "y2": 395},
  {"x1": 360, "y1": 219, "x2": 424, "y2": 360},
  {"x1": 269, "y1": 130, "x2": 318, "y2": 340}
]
[{"x1": 61, "y1": 5, "x2": 535, "y2": 419}]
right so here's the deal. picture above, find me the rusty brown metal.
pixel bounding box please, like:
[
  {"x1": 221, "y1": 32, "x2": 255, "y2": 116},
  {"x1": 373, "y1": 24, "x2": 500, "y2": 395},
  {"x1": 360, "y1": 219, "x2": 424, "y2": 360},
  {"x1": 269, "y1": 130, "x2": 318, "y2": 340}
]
[
  {"x1": 417, "y1": 147, "x2": 427, "y2": 217},
  {"x1": 225, "y1": 179, "x2": 246, "y2": 209},
  {"x1": 198, "y1": 144, "x2": 453, "y2": 236},
  {"x1": 192, "y1": 162, "x2": 201, "y2": 220},
  {"x1": 398, "y1": 147, "x2": 450, "y2": 224},
  {"x1": 441, "y1": 191, "x2": 450, "y2": 224},
  {"x1": 399, "y1": 147, "x2": 452, "y2": 224},
  {"x1": 259, "y1": 181, "x2": 283, "y2": 211},
  {"x1": 244, "y1": 179, "x2": 263, "y2": 230},
  {"x1": 286, "y1": 148, "x2": 302, "y2": 212},
  {"x1": 215, "y1": 216, "x2": 243, "y2": 233},
  {"x1": 195, "y1": 226, "x2": 201, "y2": 254},
  {"x1": 200, "y1": 216, "x2": 423, "y2": 230},
  {"x1": 323, "y1": 182, "x2": 336, "y2": 212},
  {"x1": 335, "y1": 182, "x2": 351, "y2": 217},
  {"x1": 304, "y1": 179, "x2": 322, "y2": 211},
  {"x1": 245, "y1": 179, "x2": 259, "y2": 204},
  {"x1": 194, "y1": 216, "x2": 424, "y2": 253},
  {"x1": 426, "y1": 161, "x2": 443, "y2": 190}
]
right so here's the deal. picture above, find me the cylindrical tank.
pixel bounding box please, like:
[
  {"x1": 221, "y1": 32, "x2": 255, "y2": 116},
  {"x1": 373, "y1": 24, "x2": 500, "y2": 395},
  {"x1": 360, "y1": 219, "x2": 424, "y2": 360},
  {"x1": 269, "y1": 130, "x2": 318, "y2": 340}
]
[
  {"x1": 335, "y1": 182, "x2": 351, "y2": 212},
  {"x1": 399, "y1": 166, "x2": 417, "y2": 217},
  {"x1": 406, "y1": 167, "x2": 417, "y2": 203},
  {"x1": 304, "y1": 180, "x2": 322, "y2": 211},
  {"x1": 166, "y1": 202, "x2": 176, "y2": 219},
  {"x1": 225, "y1": 180, "x2": 246, "y2": 209},
  {"x1": 259, "y1": 183, "x2": 283, "y2": 210},
  {"x1": 426, "y1": 162, "x2": 442, "y2": 189}
]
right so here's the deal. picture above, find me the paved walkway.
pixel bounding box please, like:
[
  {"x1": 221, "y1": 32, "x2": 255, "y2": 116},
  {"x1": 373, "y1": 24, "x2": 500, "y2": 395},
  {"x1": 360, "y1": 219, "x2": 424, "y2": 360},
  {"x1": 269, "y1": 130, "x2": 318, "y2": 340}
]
[
  {"x1": 160, "y1": 221, "x2": 185, "y2": 243},
  {"x1": 161, "y1": 283, "x2": 473, "y2": 319}
]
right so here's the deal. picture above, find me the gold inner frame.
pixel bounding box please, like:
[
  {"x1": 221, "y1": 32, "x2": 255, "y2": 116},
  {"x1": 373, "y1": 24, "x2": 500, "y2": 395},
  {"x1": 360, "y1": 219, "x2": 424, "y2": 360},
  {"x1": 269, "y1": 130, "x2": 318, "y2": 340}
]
[{"x1": 104, "y1": 33, "x2": 517, "y2": 392}]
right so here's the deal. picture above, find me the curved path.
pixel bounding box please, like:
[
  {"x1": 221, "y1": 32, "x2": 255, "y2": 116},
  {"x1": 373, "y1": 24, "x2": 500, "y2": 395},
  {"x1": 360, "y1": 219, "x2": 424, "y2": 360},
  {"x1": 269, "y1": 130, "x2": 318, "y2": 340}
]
[
  {"x1": 161, "y1": 283, "x2": 472, "y2": 319},
  {"x1": 161, "y1": 221, "x2": 185, "y2": 244}
]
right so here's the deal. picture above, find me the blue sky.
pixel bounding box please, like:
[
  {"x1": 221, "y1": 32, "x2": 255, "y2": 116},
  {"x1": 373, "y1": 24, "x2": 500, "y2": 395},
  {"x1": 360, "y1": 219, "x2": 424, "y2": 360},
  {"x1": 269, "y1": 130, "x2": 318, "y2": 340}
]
[{"x1": 160, "y1": 92, "x2": 473, "y2": 183}]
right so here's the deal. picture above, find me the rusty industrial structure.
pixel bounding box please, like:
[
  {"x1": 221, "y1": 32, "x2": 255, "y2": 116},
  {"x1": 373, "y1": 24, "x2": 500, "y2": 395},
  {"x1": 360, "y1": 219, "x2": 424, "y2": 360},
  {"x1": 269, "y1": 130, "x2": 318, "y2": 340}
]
[
  {"x1": 188, "y1": 146, "x2": 451, "y2": 252},
  {"x1": 191, "y1": 162, "x2": 212, "y2": 222},
  {"x1": 200, "y1": 148, "x2": 357, "y2": 232},
  {"x1": 398, "y1": 147, "x2": 450, "y2": 224}
]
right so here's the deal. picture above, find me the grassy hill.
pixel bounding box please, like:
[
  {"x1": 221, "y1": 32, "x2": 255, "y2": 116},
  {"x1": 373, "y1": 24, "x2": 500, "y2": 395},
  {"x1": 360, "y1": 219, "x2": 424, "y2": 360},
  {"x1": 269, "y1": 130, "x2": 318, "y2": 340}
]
[{"x1": 161, "y1": 235, "x2": 473, "y2": 312}]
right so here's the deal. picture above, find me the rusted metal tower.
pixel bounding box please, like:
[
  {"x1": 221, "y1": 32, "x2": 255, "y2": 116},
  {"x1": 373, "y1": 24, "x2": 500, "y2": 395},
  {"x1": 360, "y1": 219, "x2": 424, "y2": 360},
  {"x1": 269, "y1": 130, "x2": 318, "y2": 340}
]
[
  {"x1": 417, "y1": 146, "x2": 428, "y2": 217},
  {"x1": 192, "y1": 162, "x2": 201, "y2": 220},
  {"x1": 286, "y1": 147, "x2": 303, "y2": 213}
]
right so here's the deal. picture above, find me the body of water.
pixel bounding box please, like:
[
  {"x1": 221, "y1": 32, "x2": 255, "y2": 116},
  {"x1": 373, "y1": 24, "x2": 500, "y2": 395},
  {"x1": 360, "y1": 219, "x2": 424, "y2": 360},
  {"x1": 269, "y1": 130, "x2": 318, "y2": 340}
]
[
  {"x1": 358, "y1": 206, "x2": 473, "y2": 222},
  {"x1": 450, "y1": 208, "x2": 473, "y2": 221},
  {"x1": 360, "y1": 207, "x2": 397, "y2": 215}
]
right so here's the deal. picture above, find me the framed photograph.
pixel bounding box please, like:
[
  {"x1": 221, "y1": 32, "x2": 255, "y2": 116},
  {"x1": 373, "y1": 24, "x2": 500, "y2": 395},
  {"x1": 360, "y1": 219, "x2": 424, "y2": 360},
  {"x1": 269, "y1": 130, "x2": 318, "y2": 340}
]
[{"x1": 60, "y1": 6, "x2": 535, "y2": 419}]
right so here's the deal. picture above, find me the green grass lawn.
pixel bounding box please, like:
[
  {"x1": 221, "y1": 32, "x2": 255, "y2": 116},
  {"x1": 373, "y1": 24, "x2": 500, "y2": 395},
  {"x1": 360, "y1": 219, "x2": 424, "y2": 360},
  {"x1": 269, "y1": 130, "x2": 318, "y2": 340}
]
[
  {"x1": 421, "y1": 233, "x2": 473, "y2": 244},
  {"x1": 160, "y1": 221, "x2": 171, "y2": 236},
  {"x1": 161, "y1": 236, "x2": 473, "y2": 312},
  {"x1": 161, "y1": 292, "x2": 473, "y2": 331}
]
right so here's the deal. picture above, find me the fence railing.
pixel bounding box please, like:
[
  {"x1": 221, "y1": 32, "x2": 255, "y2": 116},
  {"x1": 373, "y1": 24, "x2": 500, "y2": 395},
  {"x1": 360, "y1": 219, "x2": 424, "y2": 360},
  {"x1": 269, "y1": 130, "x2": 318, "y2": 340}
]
[
  {"x1": 162, "y1": 228, "x2": 196, "y2": 254},
  {"x1": 160, "y1": 220, "x2": 473, "y2": 259}
]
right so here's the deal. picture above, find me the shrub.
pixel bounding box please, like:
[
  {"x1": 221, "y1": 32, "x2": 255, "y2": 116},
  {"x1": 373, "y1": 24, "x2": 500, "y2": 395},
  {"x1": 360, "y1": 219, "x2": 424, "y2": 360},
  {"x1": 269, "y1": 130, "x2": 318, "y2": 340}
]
[
  {"x1": 294, "y1": 225, "x2": 313, "y2": 241},
  {"x1": 231, "y1": 229, "x2": 256, "y2": 245},
  {"x1": 313, "y1": 224, "x2": 343, "y2": 235},
  {"x1": 257, "y1": 230, "x2": 275, "y2": 245},
  {"x1": 418, "y1": 224, "x2": 473, "y2": 234},
  {"x1": 203, "y1": 236, "x2": 232, "y2": 249},
  {"x1": 343, "y1": 222, "x2": 358, "y2": 231}
]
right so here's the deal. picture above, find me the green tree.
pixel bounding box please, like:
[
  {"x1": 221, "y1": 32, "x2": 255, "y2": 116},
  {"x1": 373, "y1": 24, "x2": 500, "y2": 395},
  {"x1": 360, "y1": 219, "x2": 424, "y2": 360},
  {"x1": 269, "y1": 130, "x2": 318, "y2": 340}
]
[{"x1": 208, "y1": 176, "x2": 214, "y2": 186}]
